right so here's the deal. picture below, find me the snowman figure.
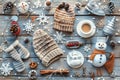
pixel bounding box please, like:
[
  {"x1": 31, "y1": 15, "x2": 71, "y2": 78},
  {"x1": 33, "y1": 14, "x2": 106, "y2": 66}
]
[
  {"x1": 88, "y1": 37, "x2": 107, "y2": 67},
  {"x1": 17, "y1": 1, "x2": 30, "y2": 14}
]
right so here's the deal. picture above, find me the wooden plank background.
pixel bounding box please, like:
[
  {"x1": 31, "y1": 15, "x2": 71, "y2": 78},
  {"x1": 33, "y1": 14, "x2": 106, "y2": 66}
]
[{"x1": 0, "y1": 0, "x2": 120, "y2": 80}]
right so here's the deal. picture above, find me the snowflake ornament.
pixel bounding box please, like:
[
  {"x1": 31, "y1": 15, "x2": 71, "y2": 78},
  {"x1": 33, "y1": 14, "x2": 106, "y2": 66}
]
[
  {"x1": 0, "y1": 62, "x2": 13, "y2": 76},
  {"x1": 53, "y1": 31, "x2": 66, "y2": 43},
  {"x1": 83, "y1": 44, "x2": 91, "y2": 53},
  {"x1": 36, "y1": 13, "x2": 49, "y2": 25},
  {"x1": 23, "y1": 20, "x2": 35, "y2": 34}
]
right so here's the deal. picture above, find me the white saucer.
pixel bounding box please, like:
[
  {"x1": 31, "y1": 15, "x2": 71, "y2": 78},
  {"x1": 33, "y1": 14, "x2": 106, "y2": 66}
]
[
  {"x1": 67, "y1": 50, "x2": 84, "y2": 68},
  {"x1": 76, "y1": 20, "x2": 96, "y2": 38}
]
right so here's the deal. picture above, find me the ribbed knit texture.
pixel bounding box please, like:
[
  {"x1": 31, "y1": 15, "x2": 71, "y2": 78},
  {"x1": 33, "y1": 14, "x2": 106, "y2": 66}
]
[
  {"x1": 33, "y1": 29, "x2": 64, "y2": 66},
  {"x1": 53, "y1": 5, "x2": 75, "y2": 32}
]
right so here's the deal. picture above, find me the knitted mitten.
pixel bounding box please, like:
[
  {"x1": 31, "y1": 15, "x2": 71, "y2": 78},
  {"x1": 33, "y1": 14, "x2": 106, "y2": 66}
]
[
  {"x1": 12, "y1": 40, "x2": 30, "y2": 59},
  {"x1": 5, "y1": 45, "x2": 25, "y2": 72}
]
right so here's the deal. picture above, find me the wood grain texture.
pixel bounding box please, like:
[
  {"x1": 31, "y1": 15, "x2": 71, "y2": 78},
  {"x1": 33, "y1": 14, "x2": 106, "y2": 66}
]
[{"x1": 0, "y1": 0, "x2": 120, "y2": 80}]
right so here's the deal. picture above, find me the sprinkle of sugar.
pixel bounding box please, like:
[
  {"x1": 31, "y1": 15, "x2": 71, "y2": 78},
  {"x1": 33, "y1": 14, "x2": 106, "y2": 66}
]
[{"x1": 32, "y1": 0, "x2": 41, "y2": 8}]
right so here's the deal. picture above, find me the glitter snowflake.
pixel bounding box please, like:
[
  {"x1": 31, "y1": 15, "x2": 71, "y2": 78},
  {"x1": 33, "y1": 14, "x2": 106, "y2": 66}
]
[
  {"x1": 0, "y1": 62, "x2": 13, "y2": 76},
  {"x1": 36, "y1": 13, "x2": 49, "y2": 25},
  {"x1": 23, "y1": 20, "x2": 35, "y2": 34},
  {"x1": 53, "y1": 31, "x2": 66, "y2": 43},
  {"x1": 83, "y1": 44, "x2": 91, "y2": 53}
]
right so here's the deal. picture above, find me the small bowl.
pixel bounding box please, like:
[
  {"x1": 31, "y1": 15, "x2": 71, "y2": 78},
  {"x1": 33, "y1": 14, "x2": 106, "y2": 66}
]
[
  {"x1": 77, "y1": 20, "x2": 96, "y2": 38},
  {"x1": 67, "y1": 50, "x2": 84, "y2": 68}
]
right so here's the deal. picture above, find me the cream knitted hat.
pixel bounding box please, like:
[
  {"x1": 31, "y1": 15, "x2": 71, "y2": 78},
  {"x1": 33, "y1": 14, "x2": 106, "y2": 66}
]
[
  {"x1": 33, "y1": 29, "x2": 64, "y2": 66},
  {"x1": 53, "y1": 2, "x2": 75, "y2": 32}
]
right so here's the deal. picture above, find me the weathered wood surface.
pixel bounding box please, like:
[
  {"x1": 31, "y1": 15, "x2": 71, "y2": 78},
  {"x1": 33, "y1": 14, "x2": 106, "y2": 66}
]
[{"x1": 0, "y1": 0, "x2": 120, "y2": 80}]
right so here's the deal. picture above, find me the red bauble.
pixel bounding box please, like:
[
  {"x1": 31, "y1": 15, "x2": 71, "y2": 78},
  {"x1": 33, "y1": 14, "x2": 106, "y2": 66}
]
[{"x1": 10, "y1": 21, "x2": 21, "y2": 36}]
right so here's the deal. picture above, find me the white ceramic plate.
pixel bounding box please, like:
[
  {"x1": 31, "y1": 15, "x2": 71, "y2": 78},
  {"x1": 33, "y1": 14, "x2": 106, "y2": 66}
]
[
  {"x1": 76, "y1": 20, "x2": 96, "y2": 38},
  {"x1": 67, "y1": 50, "x2": 84, "y2": 68}
]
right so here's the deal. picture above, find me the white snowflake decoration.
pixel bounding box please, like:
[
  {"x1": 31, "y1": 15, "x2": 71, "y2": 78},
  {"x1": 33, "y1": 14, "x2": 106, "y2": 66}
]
[
  {"x1": 36, "y1": 13, "x2": 49, "y2": 25},
  {"x1": 0, "y1": 62, "x2": 13, "y2": 76},
  {"x1": 53, "y1": 31, "x2": 66, "y2": 43},
  {"x1": 23, "y1": 20, "x2": 35, "y2": 34},
  {"x1": 32, "y1": 0, "x2": 41, "y2": 8},
  {"x1": 83, "y1": 44, "x2": 91, "y2": 53}
]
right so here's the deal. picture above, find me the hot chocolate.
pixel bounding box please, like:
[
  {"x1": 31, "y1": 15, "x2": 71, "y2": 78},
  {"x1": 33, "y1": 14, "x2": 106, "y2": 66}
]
[{"x1": 81, "y1": 23, "x2": 91, "y2": 33}]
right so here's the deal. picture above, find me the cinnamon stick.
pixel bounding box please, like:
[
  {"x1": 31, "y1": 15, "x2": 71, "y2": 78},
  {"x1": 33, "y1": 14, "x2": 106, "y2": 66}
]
[{"x1": 40, "y1": 69, "x2": 69, "y2": 75}]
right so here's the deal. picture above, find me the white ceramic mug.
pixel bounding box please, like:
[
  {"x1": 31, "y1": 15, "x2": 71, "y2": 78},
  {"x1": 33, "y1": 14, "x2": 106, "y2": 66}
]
[{"x1": 77, "y1": 20, "x2": 96, "y2": 38}]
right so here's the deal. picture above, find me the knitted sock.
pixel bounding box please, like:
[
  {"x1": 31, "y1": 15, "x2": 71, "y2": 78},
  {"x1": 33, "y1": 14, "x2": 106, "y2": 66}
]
[
  {"x1": 12, "y1": 40, "x2": 30, "y2": 59},
  {"x1": 5, "y1": 45, "x2": 25, "y2": 72},
  {"x1": 17, "y1": 43, "x2": 30, "y2": 59}
]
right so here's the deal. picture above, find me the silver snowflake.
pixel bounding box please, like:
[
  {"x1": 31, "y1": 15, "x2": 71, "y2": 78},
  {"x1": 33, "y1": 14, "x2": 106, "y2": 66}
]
[
  {"x1": 32, "y1": 0, "x2": 41, "y2": 8},
  {"x1": 23, "y1": 20, "x2": 35, "y2": 34},
  {"x1": 83, "y1": 44, "x2": 91, "y2": 53},
  {"x1": 53, "y1": 31, "x2": 66, "y2": 43},
  {"x1": 0, "y1": 62, "x2": 13, "y2": 76},
  {"x1": 36, "y1": 13, "x2": 49, "y2": 25}
]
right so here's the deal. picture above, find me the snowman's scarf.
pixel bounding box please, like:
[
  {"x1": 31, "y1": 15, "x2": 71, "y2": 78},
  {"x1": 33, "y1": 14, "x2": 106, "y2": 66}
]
[
  {"x1": 104, "y1": 53, "x2": 115, "y2": 74},
  {"x1": 89, "y1": 49, "x2": 105, "y2": 60}
]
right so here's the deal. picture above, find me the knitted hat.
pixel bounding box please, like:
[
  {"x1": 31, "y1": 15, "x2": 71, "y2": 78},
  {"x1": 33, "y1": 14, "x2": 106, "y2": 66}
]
[
  {"x1": 53, "y1": 2, "x2": 75, "y2": 32},
  {"x1": 33, "y1": 29, "x2": 64, "y2": 66}
]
